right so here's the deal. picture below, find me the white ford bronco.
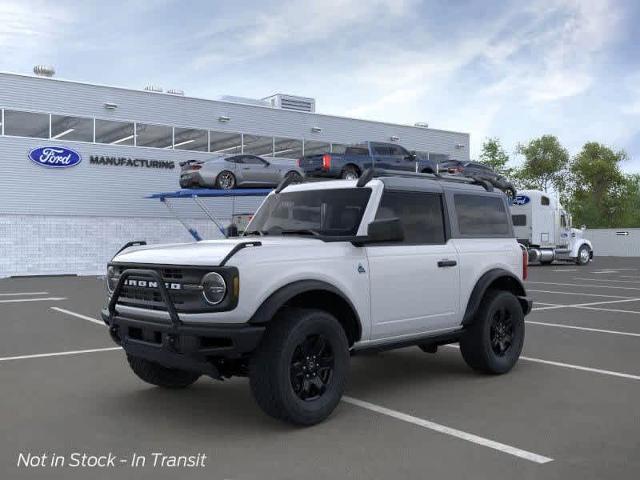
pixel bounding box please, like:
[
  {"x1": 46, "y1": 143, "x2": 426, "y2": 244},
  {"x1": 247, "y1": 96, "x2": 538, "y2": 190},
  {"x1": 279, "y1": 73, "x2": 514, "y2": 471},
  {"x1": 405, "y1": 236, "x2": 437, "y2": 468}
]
[{"x1": 102, "y1": 170, "x2": 532, "y2": 425}]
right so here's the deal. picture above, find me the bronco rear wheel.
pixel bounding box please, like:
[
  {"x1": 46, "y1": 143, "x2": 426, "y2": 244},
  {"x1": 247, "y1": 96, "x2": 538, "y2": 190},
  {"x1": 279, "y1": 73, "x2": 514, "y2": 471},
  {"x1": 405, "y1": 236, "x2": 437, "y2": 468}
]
[
  {"x1": 126, "y1": 355, "x2": 200, "y2": 388},
  {"x1": 460, "y1": 290, "x2": 524, "y2": 374},
  {"x1": 249, "y1": 308, "x2": 350, "y2": 425}
]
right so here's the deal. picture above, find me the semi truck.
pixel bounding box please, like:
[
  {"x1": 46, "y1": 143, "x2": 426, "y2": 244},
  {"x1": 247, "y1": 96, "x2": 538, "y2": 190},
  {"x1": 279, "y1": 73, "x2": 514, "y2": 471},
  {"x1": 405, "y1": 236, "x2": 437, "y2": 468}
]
[{"x1": 511, "y1": 190, "x2": 593, "y2": 265}]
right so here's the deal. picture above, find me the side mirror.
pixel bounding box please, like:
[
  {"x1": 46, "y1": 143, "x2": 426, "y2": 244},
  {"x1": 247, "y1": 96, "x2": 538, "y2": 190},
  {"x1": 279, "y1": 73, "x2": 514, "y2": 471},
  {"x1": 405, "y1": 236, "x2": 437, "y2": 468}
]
[
  {"x1": 359, "y1": 218, "x2": 404, "y2": 244},
  {"x1": 406, "y1": 151, "x2": 417, "y2": 161},
  {"x1": 581, "y1": 225, "x2": 587, "y2": 231}
]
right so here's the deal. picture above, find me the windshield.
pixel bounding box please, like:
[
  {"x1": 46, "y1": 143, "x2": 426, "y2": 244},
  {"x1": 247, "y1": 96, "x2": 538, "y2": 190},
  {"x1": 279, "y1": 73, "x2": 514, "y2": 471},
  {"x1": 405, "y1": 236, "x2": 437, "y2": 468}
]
[{"x1": 245, "y1": 188, "x2": 371, "y2": 237}]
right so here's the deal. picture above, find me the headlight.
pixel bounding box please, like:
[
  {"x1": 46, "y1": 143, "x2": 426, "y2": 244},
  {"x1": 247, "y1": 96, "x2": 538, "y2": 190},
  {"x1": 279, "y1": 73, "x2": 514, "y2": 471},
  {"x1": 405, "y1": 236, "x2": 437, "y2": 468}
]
[
  {"x1": 201, "y1": 272, "x2": 227, "y2": 305},
  {"x1": 106, "y1": 266, "x2": 117, "y2": 293}
]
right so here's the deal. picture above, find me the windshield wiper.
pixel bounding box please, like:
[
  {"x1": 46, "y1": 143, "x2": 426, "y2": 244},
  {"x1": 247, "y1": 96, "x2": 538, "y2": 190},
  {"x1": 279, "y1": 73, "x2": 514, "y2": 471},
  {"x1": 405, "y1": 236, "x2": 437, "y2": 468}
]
[{"x1": 243, "y1": 230, "x2": 266, "y2": 236}]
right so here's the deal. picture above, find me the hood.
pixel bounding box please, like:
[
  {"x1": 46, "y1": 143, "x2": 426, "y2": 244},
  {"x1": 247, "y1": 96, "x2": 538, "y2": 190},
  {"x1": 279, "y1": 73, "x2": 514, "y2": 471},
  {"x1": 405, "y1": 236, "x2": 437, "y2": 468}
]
[{"x1": 112, "y1": 237, "x2": 321, "y2": 267}]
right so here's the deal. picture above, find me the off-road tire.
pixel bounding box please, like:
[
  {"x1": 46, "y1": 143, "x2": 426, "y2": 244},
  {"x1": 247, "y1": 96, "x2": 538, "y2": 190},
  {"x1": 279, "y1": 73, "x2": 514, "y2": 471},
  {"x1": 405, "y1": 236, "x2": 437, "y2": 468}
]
[
  {"x1": 340, "y1": 165, "x2": 360, "y2": 180},
  {"x1": 215, "y1": 170, "x2": 236, "y2": 190},
  {"x1": 576, "y1": 245, "x2": 591, "y2": 266},
  {"x1": 127, "y1": 355, "x2": 200, "y2": 388},
  {"x1": 249, "y1": 308, "x2": 350, "y2": 426},
  {"x1": 460, "y1": 290, "x2": 525, "y2": 374}
]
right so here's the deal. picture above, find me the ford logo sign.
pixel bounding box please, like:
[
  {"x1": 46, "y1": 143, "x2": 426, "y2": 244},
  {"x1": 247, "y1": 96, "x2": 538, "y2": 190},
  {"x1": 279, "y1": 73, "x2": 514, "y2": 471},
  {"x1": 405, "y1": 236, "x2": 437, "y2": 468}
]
[
  {"x1": 28, "y1": 146, "x2": 82, "y2": 168},
  {"x1": 513, "y1": 195, "x2": 530, "y2": 206}
]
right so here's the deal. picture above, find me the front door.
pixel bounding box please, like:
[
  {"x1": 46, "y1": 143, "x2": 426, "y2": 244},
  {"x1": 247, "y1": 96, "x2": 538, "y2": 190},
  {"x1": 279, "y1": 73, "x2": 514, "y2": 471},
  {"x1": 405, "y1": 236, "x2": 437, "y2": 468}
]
[
  {"x1": 239, "y1": 155, "x2": 272, "y2": 185},
  {"x1": 366, "y1": 190, "x2": 460, "y2": 340}
]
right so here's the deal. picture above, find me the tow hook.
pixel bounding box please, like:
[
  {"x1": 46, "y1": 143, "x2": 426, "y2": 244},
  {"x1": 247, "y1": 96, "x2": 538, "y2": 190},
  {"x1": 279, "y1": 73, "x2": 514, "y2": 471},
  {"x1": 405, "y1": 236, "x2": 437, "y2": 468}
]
[
  {"x1": 167, "y1": 334, "x2": 178, "y2": 351},
  {"x1": 109, "y1": 325, "x2": 121, "y2": 344}
]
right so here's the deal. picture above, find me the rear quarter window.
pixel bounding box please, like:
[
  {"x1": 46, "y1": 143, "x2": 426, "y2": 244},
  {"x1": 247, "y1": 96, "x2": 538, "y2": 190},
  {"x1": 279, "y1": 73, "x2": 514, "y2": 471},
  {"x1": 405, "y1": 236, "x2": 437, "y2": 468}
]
[
  {"x1": 454, "y1": 194, "x2": 512, "y2": 237},
  {"x1": 512, "y1": 214, "x2": 527, "y2": 226}
]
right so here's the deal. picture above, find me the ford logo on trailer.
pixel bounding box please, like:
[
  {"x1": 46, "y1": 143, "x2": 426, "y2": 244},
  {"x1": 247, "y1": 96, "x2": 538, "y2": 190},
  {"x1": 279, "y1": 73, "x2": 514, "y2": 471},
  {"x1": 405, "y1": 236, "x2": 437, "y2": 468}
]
[
  {"x1": 28, "y1": 146, "x2": 82, "y2": 168},
  {"x1": 513, "y1": 195, "x2": 530, "y2": 206}
]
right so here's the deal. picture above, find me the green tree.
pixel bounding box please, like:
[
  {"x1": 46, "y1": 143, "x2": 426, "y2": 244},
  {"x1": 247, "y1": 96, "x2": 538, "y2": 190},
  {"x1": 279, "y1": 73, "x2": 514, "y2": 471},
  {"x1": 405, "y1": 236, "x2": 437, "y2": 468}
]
[
  {"x1": 478, "y1": 137, "x2": 512, "y2": 175},
  {"x1": 568, "y1": 143, "x2": 640, "y2": 228},
  {"x1": 514, "y1": 135, "x2": 569, "y2": 193}
]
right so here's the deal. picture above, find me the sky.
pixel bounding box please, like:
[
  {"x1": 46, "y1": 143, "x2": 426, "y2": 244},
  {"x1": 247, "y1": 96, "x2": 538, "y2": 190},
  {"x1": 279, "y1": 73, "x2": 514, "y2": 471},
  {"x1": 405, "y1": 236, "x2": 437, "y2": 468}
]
[{"x1": 1, "y1": 0, "x2": 639, "y2": 171}]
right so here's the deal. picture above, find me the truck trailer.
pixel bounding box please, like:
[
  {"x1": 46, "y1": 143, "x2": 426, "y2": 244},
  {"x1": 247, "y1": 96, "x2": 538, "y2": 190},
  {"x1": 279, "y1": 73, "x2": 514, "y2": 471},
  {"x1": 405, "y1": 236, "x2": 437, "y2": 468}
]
[{"x1": 511, "y1": 190, "x2": 593, "y2": 265}]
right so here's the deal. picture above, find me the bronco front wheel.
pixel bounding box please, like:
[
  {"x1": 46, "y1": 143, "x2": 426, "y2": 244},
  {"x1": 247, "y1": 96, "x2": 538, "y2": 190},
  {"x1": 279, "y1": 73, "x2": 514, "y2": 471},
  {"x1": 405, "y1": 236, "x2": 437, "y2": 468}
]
[{"x1": 249, "y1": 308, "x2": 350, "y2": 425}]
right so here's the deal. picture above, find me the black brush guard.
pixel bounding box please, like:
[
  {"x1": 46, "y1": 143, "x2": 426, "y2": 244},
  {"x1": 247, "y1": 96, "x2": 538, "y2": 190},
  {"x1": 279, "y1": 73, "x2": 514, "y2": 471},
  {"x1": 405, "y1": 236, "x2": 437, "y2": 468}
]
[{"x1": 105, "y1": 268, "x2": 264, "y2": 377}]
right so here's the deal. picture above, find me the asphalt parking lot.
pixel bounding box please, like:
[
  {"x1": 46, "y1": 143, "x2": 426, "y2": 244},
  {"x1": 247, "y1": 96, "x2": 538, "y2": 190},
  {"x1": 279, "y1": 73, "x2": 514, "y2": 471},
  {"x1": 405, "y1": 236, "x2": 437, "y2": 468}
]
[{"x1": 2, "y1": 257, "x2": 640, "y2": 480}]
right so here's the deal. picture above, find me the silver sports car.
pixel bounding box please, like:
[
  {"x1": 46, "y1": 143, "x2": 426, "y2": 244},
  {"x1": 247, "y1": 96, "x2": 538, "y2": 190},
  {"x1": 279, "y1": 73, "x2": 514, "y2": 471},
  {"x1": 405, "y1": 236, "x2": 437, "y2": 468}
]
[{"x1": 179, "y1": 154, "x2": 304, "y2": 189}]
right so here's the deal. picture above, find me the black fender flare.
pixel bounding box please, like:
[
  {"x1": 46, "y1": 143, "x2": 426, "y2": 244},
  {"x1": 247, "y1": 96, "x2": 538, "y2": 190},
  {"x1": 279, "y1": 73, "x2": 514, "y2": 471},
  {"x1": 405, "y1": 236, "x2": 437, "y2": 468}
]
[
  {"x1": 462, "y1": 269, "x2": 529, "y2": 325},
  {"x1": 248, "y1": 280, "x2": 362, "y2": 341}
]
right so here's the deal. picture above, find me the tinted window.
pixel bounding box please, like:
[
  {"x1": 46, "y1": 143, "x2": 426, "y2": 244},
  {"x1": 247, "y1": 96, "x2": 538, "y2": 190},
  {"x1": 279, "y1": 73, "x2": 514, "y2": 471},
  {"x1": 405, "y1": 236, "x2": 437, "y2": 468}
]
[
  {"x1": 95, "y1": 119, "x2": 135, "y2": 145},
  {"x1": 331, "y1": 143, "x2": 348, "y2": 154},
  {"x1": 4, "y1": 110, "x2": 49, "y2": 138},
  {"x1": 388, "y1": 145, "x2": 408, "y2": 156},
  {"x1": 512, "y1": 214, "x2": 527, "y2": 226},
  {"x1": 210, "y1": 131, "x2": 242, "y2": 154},
  {"x1": 51, "y1": 115, "x2": 93, "y2": 142},
  {"x1": 375, "y1": 191, "x2": 446, "y2": 244},
  {"x1": 173, "y1": 127, "x2": 208, "y2": 151},
  {"x1": 243, "y1": 134, "x2": 273, "y2": 156},
  {"x1": 455, "y1": 194, "x2": 512, "y2": 237},
  {"x1": 304, "y1": 140, "x2": 330, "y2": 156},
  {"x1": 541, "y1": 196, "x2": 550, "y2": 206},
  {"x1": 273, "y1": 137, "x2": 303, "y2": 158},
  {"x1": 242, "y1": 156, "x2": 266, "y2": 165},
  {"x1": 136, "y1": 123, "x2": 173, "y2": 148},
  {"x1": 247, "y1": 188, "x2": 371, "y2": 237},
  {"x1": 345, "y1": 146, "x2": 369, "y2": 156},
  {"x1": 373, "y1": 145, "x2": 391, "y2": 155}
]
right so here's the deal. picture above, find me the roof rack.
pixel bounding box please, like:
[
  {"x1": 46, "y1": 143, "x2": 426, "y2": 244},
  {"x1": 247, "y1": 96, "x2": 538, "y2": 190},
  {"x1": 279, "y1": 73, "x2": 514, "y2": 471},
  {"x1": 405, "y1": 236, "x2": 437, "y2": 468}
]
[{"x1": 358, "y1": 168, "x2": 494, "y2": 192}]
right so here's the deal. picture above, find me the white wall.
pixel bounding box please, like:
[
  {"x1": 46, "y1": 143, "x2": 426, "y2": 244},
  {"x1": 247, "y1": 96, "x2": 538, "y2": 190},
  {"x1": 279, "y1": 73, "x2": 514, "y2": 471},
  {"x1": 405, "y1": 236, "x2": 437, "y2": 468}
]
[
  {"x1": 584, "y1": 228, "x2": 640, "y2": 257},
  {"x1": 0, "y1": 215, "x2": 226, "y2": 277}
]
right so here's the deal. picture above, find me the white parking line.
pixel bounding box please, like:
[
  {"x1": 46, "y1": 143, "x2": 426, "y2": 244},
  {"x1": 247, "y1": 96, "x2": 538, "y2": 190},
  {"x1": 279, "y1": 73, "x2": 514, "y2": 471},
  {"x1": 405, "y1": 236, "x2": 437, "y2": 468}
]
[
  {"x1": 531, "y1": 297, "x2": 640, "y2": 312},
  {"x1": 51, "y1": 307, "x2": 105, "y2": 326},
  {"x1": 552, "y1": 269, "x2": 576, "y2": 272},
  {"x1": 0, "y1": 347, "x2": 121, "y2": 362},
  {"x1": 576, "y1": 306, "x2": 640, "y2": 315},
  {"x1": 529, "y1": 289, "x2": 633, "y2": 299},
  {"x1": 342, "y1": 396, "x2": 553, "y2": 464},
  {"x1": 0, "y1": 297, "x2": 67, "y2": 304},
  {"x1": 0, "y1": 291, "x2": 49, "y2": 296},
  {"x1": 445, "y1": 345, "x2": 640, "y2": 381},
  {"x1": 527, "y1": 281, "x2": 640, "y2": 291},
  {"x1": 526, "y1": 320, "x2": 640, "y2": 338},
  {"x1": 573, "y1": 277, "x2": 640, "y2": 284}
]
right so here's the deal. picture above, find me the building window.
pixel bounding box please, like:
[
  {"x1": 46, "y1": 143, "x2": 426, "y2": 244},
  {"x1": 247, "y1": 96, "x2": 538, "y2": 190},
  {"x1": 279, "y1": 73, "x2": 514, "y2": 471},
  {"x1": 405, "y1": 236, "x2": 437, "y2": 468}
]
[
  {"x1": 273, "y1": 137, "x2": 303, "y2": 159},
  {"x1": 51, "y1": 115, "x2": 94, "y2": 142},
  {"x1": 209, "y1": 131, "x2": 242, "y2": 154},
  {"x1": 95, "y1": 119, "x2": 135, "y2": 145},
  {"x1": 303, "y1": 140, "x2": 330, "y2": 156},
  {"x1": 136, "y1": 123, "x2": 173, "y2": 149},
  {"x1": 173, "y1": 127, "x2": 208, "y2": 151},
  {"x1": 243, "y1": 134, "x2": 274, "y2": 156},
  {"x1": 3, "y1": 110, "x2": 49, "y2": 139}
]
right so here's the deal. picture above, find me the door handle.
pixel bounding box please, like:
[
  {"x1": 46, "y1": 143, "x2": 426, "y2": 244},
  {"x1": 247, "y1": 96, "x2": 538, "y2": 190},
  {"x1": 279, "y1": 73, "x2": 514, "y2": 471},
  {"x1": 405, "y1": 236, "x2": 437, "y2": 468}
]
[{"x1": 437, "y1": 259, "x2": 457, "y2": 268}]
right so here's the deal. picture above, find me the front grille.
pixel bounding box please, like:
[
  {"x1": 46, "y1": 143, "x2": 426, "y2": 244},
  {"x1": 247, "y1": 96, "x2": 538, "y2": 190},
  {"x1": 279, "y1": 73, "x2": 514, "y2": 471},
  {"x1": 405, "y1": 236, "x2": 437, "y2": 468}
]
[{"x1": 110, "y1": 265, "x2": 207, "y2": 312}]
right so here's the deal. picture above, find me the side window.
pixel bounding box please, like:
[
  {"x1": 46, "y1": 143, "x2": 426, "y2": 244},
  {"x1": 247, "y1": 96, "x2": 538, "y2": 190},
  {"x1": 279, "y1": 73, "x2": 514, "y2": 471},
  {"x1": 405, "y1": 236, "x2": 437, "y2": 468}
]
[
  {"x1": 372, "y1": 144, "x2": 391, "y2": 156},
  {"x1": 454, "y1": 195, "x2": 512, "y2": 237},
  {"x1": 541, "y1": 196, "x2": 550, "y2": 206},
  {"x1": 242, "y1": 155, "x2": 266, "y2": 165},
  {"x1": 388, "y1": 145, "x2": 408, "y2": 157},
  {"x1": 226, "y1": 156, "x2": 242, "y2": 163},
  {"x1": 512, "y1": 215, "x2": 527, "y2": 226},
  {"x1": 375, "y1": 191, "x2": 446, "y2": 245},
  {"x1": 560, "y1": 214, "x2": 567, "y2": 228}
]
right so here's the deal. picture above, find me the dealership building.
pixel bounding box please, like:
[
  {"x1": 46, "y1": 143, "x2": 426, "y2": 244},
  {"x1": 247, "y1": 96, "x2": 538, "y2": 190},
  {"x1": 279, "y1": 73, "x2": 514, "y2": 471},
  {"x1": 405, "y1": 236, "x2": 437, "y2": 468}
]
[{"x1": 0, "y1": 70, "x2": 470, "y2": 277}]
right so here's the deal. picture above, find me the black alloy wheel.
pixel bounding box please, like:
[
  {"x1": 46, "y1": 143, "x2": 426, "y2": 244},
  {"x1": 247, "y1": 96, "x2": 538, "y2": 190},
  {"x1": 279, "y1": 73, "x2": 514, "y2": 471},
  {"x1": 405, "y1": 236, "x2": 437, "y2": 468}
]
[
  {"x1": 290, "y1": 334, "x2": 335, "y2": 401},
  {"x1": 489, "y1": 308, "x2": 514, "y2": 356}
]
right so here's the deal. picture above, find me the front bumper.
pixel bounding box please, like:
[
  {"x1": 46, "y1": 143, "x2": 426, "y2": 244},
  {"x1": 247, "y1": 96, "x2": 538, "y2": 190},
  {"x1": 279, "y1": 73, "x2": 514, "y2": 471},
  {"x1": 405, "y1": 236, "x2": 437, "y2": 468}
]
[
  {"x1": 103, "y1": 267, "x2": 263, "y2": 376},
  {"x1": 101, "y1": 309, "x2": 264, "y2": 375}
]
